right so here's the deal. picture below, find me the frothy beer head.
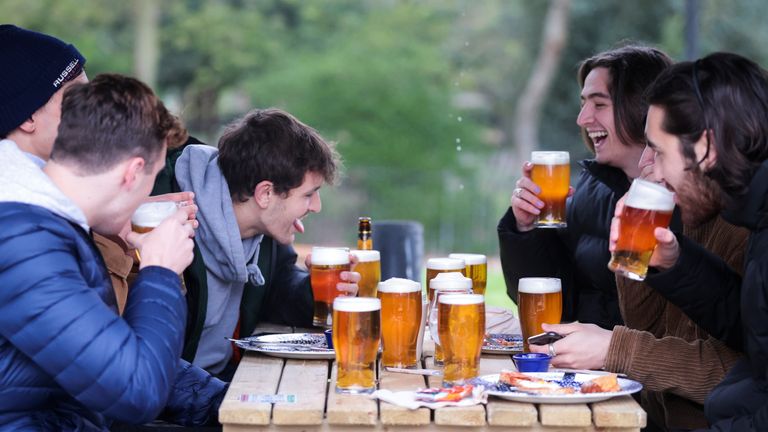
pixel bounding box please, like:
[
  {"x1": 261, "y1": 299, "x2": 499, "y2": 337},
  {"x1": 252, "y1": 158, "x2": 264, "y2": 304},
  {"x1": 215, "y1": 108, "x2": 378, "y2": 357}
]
[
  {"x1": 333, "y1": 296, "x2": 381, "y2": 312},
  {"x1": 311, "y1": 247, "x2": 350, "y2": 266},
  {"x1": 430, "y1": 272, "x2": 473, "y2": 292},
  {"x1": 625, "y1": 179, "x2": 675, "y2": 211},
  {"x1": 426, "y1": 257, "x2": 465, "y2": 271},
  {"x1": 518, "y1": 277, "x2": 562, "y2": 294},
  {"x1": 379, "y1": 277, "x2": 421, "y2": 294},
  {"x1": 438, "y1": 293, "x2": 484, "y2": 305},
  {"x1": 531, "y1": 151, "x2": 569, "y2": 165},
  {"x1": 448, "y1": 253, "x2": 486, "y2": 265},
  {"x1": 351, "y1": 249, "x2": 380, "y2": 262},
  {"x1": 131, "y1": 201, "x2": 178, "y2": 230}
]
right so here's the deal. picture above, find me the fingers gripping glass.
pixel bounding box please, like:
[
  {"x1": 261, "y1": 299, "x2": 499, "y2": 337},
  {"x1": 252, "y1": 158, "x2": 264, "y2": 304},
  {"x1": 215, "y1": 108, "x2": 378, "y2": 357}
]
[{"x1": 691, "y1": 60, "x2": 711, "y2": 168}]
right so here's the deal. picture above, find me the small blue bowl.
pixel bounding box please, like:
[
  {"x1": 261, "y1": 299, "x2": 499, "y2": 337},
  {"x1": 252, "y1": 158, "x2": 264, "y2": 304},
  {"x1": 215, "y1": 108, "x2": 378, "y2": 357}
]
[
  {"x1": 324, "y1": 329, "x2": 334, "y2": 349},
  {"x1": 513, "y1": 353, "x2": 551, "y2": 372}
]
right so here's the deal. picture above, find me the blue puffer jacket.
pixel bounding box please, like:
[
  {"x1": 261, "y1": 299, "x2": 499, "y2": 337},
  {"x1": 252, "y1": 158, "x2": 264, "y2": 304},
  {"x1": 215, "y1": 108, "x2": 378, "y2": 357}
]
[{"x1": 0, "y1": 141, "x2": 226, "y2": 430}]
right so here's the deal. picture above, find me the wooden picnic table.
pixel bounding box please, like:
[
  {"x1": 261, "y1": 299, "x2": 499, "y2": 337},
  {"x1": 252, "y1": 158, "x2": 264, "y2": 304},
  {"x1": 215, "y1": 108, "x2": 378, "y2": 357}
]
[{"x1": 219, "y1": 324, "x2": 646, "y2": 431}]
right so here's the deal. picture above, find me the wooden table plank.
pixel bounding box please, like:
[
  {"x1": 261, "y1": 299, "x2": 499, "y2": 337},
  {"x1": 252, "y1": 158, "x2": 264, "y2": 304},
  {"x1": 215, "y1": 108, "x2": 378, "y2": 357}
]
[
  {"x1": 539, "y1": 403, "x2": 592, "y2": 427},
  {"x1": 378, "y1": 366, "x2": 431, "y2": 425},
  {"x1": 592, "y1": 395, "x2": 647, "y2": 428},
  {"x1": 272, "y1": 359, "x2": 329, "y2": 425},
  {"x1": 219, "y1": 354, "x2": 284, "y2": 425},
  {"x1": 326, "y1": 362, "x2": 379, "y2": 425}
]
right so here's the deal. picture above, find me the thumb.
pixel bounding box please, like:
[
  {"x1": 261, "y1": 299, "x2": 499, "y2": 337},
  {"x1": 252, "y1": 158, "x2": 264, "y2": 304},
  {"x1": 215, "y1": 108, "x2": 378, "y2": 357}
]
[
  {"x1": 542, "y1": 322, "x2": 579, "y2": 335},
  {"x1": 655, "y1": 227, "x2": 675, "y2": 245},
  {"x1": 125, "y1": 231, "x2": 143, "y2": 250}
]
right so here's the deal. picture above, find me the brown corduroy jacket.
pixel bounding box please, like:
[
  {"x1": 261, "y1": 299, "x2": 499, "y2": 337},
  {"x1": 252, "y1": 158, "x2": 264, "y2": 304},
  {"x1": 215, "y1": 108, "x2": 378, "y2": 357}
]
[{"x1": 604, "y1": 217, "x2": 747, "y2": 430}]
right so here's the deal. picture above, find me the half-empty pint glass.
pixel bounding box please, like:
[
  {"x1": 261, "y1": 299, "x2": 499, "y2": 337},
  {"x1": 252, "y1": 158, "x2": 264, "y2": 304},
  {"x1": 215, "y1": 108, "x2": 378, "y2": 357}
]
[
  {"x1": 426, "y1": 257, "x2": 466, "y2": 303},
  {"x1": 608, "y1": 179, "x2": 675, "y2": 281},
  {"x1": 531, "y1": 151, "x2": 570, "y2": 228},
  {"x1": 311, "y1": 247, "x2": 351, "y2": 327},
  {"x1": 518, "y1": 278, "x2": 562, "y2": 352},
  {"x1": 131, "y1": 201, "x2": 178, "y2": 233},
  {"x1": 428, "y1": 272, "x2": 473, "y2": 365},
  {"x1": 351, "y1": 250, "x2": 381, "y2": 298},
  {"x1": 332, "y1": 297, "x2": 381, "y2": 394},
  {"x1": 449, "y1": 253, "x2": 488, "y2": 295},
  {"x1": 438, "y1": 293, "x2": 485, "y2": 385},
  {"x1": 378, "y1": 278, "x2": 422, "y2": 368}
]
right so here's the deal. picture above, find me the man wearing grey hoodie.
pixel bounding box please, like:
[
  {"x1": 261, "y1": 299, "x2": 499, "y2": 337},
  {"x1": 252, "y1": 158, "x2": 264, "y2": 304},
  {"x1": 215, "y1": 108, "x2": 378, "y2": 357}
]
[{"x1": 156, "y1": 109, "x2": 359, "y2": 378}]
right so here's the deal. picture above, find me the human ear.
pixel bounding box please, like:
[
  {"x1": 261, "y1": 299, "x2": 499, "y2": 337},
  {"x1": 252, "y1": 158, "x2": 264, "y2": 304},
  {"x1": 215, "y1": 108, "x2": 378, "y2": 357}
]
[
  {"x1": 254, "y1": 181, "x2": 273, "y2": 208},
  {"x1": 694, "y1": 130, "x2": 718, "y2": 171}
]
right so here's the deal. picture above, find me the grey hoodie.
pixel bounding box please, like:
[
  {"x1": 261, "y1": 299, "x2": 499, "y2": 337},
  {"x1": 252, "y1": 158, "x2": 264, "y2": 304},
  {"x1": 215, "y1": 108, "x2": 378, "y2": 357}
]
[
  {"x1": 175, "y1": 144, "x2": 265, "y2": 374},
  {"x1": 0, "y1": 139, "x2": 88, "y2": 231}
]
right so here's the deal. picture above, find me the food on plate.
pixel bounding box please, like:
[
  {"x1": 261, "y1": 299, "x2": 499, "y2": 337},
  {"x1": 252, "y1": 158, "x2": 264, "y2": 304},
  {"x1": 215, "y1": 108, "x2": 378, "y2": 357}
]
[
  {"x1": 580, "y1": 373, "x2": 621, "y2": 393},
  {"x1": 499, "y1": 370, "x2": 575, "y2": 394},
  {"x1": 415, "y1": 385, "x2": 475, "y2": 402}
]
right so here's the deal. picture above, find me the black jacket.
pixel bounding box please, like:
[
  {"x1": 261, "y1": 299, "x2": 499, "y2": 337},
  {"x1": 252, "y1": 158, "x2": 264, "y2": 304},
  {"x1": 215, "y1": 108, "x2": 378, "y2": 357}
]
[
  {"x1": 153, "y1": 138, "x2": 314, "y2": 364},
  {"x1": 645, "y1": 160, "x2": 768, "y2": 431},
  {"x1": 498, "y1": 160, "x2": 631, "y2": 329}
]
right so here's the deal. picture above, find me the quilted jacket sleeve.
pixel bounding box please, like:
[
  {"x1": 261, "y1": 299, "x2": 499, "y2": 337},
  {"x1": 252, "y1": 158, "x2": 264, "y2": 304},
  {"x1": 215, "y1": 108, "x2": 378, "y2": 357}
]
[
  {"x1": 0, "y1": 209, "x2": 187, "y2": 424},
  {"x1": 160, "y1": 359, "x2": 228, "y2": 426}
]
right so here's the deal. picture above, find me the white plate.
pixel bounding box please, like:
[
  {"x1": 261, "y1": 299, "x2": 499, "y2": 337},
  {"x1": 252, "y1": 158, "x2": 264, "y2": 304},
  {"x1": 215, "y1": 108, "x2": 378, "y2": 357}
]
[
  {"x1": 482, "y1": 333, "x2": 523, "y2": 354},
  {"x1": 233, "y1": 333, "x2": 335, "y2": 360},
  {"x1": 479, "y1": 372, "x2": 642, "y2": 404}
]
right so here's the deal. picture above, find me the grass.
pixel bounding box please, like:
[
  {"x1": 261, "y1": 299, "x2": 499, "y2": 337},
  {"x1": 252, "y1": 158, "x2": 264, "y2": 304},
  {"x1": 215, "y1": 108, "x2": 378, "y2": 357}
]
[{"x1": 485, "y1": 268, "x2": 517, "y2": 312}]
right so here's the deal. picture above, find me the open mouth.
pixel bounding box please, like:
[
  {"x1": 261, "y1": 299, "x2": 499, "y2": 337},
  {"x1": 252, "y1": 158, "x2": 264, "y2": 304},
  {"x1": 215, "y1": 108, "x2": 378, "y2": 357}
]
[
  {"x1": 588, "y1": 130, "x2": 608, "y2": 147},
  {"x1": 293, "y1": 218, "x2": 305, "y2": 234}
]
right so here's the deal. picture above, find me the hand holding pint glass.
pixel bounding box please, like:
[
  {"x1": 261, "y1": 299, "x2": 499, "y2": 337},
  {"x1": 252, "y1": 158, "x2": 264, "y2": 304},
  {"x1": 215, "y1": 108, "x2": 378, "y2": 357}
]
[
  {"x1": 438, "y1": 293, "x2": 485, "y2": 385},
  {"x1": 332, "y1": 297, "x2": 381, "y2": 394},
  {"x1": 378, "y1": 278, "x2": 422, "y2": 368},
  {"x1": 608, "y1": 179, "x2": 675, "y2": 281},
  {"x1": 311, "y1": 247, "x2": 352, "y2": 327},
  {"x1": 127, "y1": 201, "x2": 195, "y2": 274},
  {"x1": 518, "y1": 278, "x2": 562, "y2": 352},
  {"x1": 530, "y1": 151, "x2": 570, "y2": 228}
]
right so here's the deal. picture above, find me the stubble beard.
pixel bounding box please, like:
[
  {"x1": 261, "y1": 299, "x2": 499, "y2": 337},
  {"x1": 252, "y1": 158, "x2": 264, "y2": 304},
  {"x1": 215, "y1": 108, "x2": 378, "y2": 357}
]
[{"x1": 676, "y1": 169, "x2": 723, "y2": 227}]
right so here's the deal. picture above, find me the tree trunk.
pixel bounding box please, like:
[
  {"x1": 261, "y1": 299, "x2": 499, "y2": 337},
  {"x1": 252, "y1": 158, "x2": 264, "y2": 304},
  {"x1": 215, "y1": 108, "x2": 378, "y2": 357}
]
[{"x1": 133, "y1": 0, "x2": 159, "y2": 88}]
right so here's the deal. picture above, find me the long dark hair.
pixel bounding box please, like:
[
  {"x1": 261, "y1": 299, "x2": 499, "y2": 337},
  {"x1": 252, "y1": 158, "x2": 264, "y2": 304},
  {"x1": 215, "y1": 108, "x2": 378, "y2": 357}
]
[
  {"x1": 578, "y1": 44, "x2": 673, "y2": 151},
  {"x1": 645, "y1": 52, "x2": 768, "y2": 199}
]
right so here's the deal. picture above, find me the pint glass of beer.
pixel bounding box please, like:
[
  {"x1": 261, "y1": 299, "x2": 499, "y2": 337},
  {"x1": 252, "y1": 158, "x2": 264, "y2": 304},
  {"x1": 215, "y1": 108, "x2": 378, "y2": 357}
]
[
  {"x1": 351, "y1": 250, "x2": 381, "y2": 298},
  {"x1": 332, "y1": 297, "x2": 381, "y2": 394},
  {"x1": 449, "y1": 253, "x2": 488, "y2": 295},
  {"x1": 378, "y1": 278, "x2": 422, "y2": 368},
  {"x1": 518, "y1": 278, "x2": 562, "y2": 352},
  {"x1": 428, "y1": 272, "x2": 473, "y2": 365},
  {"x1": 438, "y1": 293, "x2": 485, "y2": 385},
  {"x1": 311, "y1": 247, "x2": 351, "y2": 327},
  {"x1": 131, "y1": 201, "x2": 178, "y2": 233},
  {"x1": 426, "y1": 257, "x2": 466, "y2": 303},
  {"x1": 608, "y1": 179, "x2": 675, "y2": 281},
  {"x1": 530, "y1": 151, "x2": 570, "y2": 228}
]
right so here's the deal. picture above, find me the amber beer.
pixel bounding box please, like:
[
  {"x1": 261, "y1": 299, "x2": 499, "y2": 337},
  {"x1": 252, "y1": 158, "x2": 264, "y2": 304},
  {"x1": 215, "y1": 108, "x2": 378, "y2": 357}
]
[
  {"x1": 310, "y1": 247, "x2": 351, "y2": 327},
  {"x1": 426, "y1": 257, "x2": 466, "y2": 303},
  {"x1": 428, "y1": 272, "x2": 473, "y2": 365},
  {"x1": 449, "y1": 253, "x2": 488, "y2": 295},
  {"x1": 332, "y1": 297, "x2": 381, "y2": 394},
  {"x1": 378, "y1": 278, "x2": 422, "y2": 368},
  {"x1": 351, "y1": 250, "x2": 381, "y2": 297},
  {"x1": 518, "y1": 278, "x2": 562, "y2": 352},
  {"x1": 608, "y1": 179, "x2": 675, "y2": 281},
  {"x1": 438, "y1": 293, "x2": 485, "y2": 385},
  {"x1": 130, "y1": 201, "x2": 178, "y2": 233},
  {"x1": 531, "y1": 151, "x2": 570, "y2": 228}
]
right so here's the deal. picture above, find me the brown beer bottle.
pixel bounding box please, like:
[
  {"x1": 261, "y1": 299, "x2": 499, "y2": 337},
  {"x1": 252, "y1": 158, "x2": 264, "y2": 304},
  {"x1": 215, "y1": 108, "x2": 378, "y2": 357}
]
[{"x1": 357, "y1": 217, "x2": 373, "y2": 250}]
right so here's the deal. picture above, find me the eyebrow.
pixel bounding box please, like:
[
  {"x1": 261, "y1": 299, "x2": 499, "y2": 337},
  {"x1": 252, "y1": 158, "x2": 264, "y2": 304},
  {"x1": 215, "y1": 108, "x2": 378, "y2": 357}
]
[
  {"x1": 645, "y1": 138, "x2": 658, "y2": 150},
  {"x1": 580, "y1": 92, "x2": 611, "y2": 101}
]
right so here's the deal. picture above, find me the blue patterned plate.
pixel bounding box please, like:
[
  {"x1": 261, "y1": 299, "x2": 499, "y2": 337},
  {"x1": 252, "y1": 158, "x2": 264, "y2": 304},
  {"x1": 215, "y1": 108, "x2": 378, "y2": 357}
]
[
  {"x1": 478, "y1": 372, "x2": 643, "y2": 404},
  {"x1": 482, "y1": 333, "x2": 523, "y2": 354},
  {"x1": 232, "y1": 333, "x2": 335, "y2": 360}
]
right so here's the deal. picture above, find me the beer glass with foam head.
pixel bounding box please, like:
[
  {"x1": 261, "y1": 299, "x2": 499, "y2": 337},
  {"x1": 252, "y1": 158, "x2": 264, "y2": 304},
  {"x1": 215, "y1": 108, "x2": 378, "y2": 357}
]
[
  {"x1": 438, "y1": 293, "x2": 485, "y2": 385},
  {"x1": 332, "y1": 297, "x2": 381, "y2": 394},
  {"x1": 449, "y1": 253, "x2": 488, "y2": 295},
  {"x1": 518, "y1": 278, "x2": 562, "y2": 352},
  {"x1": 311, "y1": 247, "x2": 351, "y2": 327},
  {"x1": 425, "y1": 257, "x2": 466, "y2": 303},
  {"x1": 378, "y1": 278, "x2": 422, "y2": 368},
  {"x1": 131, "y1": 201, "x2": 178, "y2": 233},
  {"x1": 608, "y1": 179, "x2": 675, "y2": 281},
  {"x1": 428, "y1": 272, "x2": 473, "y2": 365},
  {"x1": 530, "y1": 151, "x2": 570, "y2": 228},
  {"x1": 351, "y1": 250, "x2": 381, "y2": 298}
]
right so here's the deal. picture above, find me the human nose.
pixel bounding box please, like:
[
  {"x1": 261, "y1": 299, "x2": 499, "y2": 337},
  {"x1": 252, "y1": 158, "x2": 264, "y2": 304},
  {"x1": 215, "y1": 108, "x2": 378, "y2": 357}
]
[
  {"x1": 638, "y1": 145, "x2": 655, "y2": 169},
  {"x1": 309, "y1": 191, "x2": 322, "y2": 213},
  {"x1": 576, "y1": 103, "x2": 592, "y2": 128}
]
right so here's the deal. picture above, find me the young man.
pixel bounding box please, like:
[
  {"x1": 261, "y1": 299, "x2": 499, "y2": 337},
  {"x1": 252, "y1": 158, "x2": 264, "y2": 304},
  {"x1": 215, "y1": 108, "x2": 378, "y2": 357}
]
[
  {"x1": 153, "y1": 109, "x2": 359, "y2": 378},
  {"x1": 499, "y1": 45, "x2": 671, "y2": 328},
  {"x1": 619, "y1": 52, "x2": 768, "y2": 431}
]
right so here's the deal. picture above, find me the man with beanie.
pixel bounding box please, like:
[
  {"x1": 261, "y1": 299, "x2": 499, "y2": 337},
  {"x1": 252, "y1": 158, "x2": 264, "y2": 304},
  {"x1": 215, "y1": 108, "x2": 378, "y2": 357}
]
[{"x1": 0, "y1": 25, "x2": 227, "y2": 428}]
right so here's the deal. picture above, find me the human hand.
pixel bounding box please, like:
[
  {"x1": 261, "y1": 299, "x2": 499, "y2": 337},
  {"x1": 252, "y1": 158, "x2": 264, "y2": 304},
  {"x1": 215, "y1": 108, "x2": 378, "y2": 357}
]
[
  {"x1": 510, "y1": 162, "x2": 543, "y2": 232},
  {"x1": 126, "y1": 207, "x2": 196, "y2": 274},
  {"x1": 304, "y1": 252, "x2": 361, "y2": 296},
  {"x1": 147, "y1": 191, "x2": 198, "y2": 224},
  {"x1": 528, "y1": 322, "x2": 612, "y2": 370},
  {"x1": 609, "y1": 195, "x2": 679, "y2": 271}
]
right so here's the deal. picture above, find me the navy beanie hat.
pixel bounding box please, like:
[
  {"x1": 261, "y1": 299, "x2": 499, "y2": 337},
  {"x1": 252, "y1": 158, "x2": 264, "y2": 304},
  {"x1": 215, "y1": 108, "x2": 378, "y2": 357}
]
[{"x1": 0, "y1": 24, "x2": 86, "y2": 137}]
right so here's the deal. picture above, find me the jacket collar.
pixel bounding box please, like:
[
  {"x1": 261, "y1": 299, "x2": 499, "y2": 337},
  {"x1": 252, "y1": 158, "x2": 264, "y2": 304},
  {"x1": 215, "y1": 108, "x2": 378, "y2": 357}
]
[
  {"x1": 722, "y1": 160, "x2": 768, "y2": 230},
  {"x1": 579, "y1": 159, "x2": 632, "y2": 194}
]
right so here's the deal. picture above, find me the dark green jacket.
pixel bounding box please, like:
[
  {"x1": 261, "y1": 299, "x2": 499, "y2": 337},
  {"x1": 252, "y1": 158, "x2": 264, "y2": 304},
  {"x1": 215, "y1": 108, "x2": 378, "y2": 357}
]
[{"x1": 153, "y1": 139, "x2": 314, "y2": 362}]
